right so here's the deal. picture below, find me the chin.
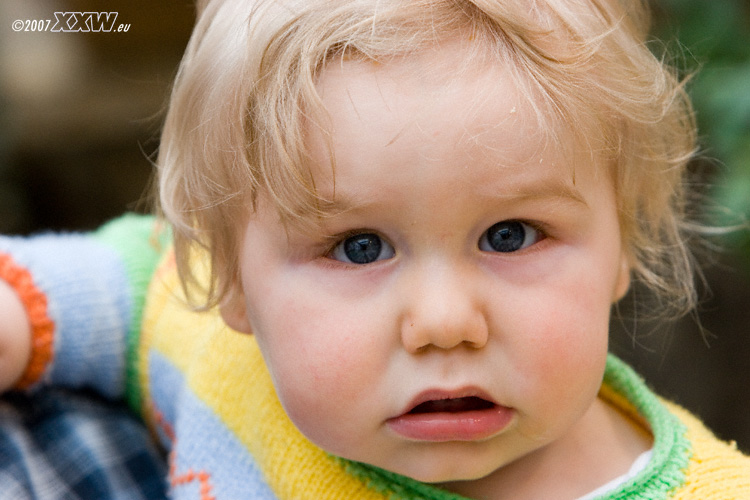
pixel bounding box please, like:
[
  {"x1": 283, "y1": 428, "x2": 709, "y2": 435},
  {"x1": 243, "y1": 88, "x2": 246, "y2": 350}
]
[{"x1": 393, "y1": 459, "x2": 499, "y2": 485}]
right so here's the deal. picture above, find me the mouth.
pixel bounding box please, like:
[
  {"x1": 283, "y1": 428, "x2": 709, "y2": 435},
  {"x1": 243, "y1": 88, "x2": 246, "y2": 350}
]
[
  {"x1": 387, "y1": 390, "x2": 513, "y2": 442},
  {"x1": 407, "y1": 396, "x2": 496, "y2": 415}
]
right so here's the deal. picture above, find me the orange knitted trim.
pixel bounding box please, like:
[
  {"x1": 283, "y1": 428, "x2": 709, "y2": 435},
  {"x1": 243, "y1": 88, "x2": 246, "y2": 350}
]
[
  {"x1": 0, "y1": 253, "x2": 55, "y2": 389},
  {"x1": 152, "y1": 403, "x2": 216, "y2": 500}
]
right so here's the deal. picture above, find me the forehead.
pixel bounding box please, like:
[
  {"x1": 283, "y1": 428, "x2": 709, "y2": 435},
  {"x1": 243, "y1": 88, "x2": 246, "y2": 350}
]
[
  {"x1": 304, "y1": 41, "x2": 606, "y2": 211},
  {"x1": 315, "y1": 41, "x2": 534, "y2": 148}
]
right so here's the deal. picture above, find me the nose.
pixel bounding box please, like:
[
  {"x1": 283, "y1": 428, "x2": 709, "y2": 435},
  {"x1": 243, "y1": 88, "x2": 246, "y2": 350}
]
[{"x1": 399, "y1": 264, "x2": 489, "y2": 353}]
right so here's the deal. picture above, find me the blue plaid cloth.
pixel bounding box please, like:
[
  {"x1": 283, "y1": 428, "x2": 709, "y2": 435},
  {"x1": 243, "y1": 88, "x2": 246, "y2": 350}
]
[{"x1": 0, "y1": 388, "x2": 167, "y2": 500}]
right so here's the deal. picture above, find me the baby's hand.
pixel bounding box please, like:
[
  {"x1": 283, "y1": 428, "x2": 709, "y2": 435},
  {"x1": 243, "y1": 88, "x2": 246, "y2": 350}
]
[{"x1": 0, "y1": 279, "x2": 31, "y2": 393}]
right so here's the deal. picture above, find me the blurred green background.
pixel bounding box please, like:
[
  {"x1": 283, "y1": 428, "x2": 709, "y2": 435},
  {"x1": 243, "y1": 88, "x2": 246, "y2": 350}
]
[
  {"x1": 652, "y1": 0, "x2": 750, "y2": 256},
  {"x1": 0, "y1": 0, "x2": 748, "y2": 452},
  {"x1": 614, "y1": 0, "x2": 750, "y2": 455}
]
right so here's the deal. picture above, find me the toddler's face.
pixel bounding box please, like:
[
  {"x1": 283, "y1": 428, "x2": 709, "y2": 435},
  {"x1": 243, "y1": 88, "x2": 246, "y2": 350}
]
[{"x1": 222, "y1": 41, "x2": 630, "y2": 489}]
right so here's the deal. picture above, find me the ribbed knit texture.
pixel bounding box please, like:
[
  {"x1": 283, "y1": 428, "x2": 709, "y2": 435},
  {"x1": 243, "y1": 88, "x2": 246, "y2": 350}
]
[
  {"x1": 4, "y1": 214, "x2": 750, "y2": 498},
  {"x1": 0, "y1": 253, "x2": 55, "y2": 389},
  {"x1": 1, "y1": 231, "x2": 132, "y2": 397},
  {"x1": 92, "y1": 214, "x2": 169, "y2": 412},
  {"x1": 139, "y1": 247, "x2": 750, "y2": 499},
  {"x1": 337, "y1": 356, "x2": 694, "y2": 500},
  {"x1": 0, "y1": 215, "x2": 166, "y2": 405}
]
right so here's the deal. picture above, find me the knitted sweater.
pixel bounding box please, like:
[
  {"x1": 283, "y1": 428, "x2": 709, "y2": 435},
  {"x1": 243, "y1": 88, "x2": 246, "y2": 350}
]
[{"x1": 1, "y1": 214, "x2": 749, "y2": 500}]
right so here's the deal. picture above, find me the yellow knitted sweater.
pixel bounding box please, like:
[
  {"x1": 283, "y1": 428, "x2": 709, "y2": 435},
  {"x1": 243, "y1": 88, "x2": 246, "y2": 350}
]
[
  {"x1": 5, "y1": 215, "x2": 749, "y2": 499},
  {"x1": 139, "y1": 245, "x2": 750, "y2": 499}
]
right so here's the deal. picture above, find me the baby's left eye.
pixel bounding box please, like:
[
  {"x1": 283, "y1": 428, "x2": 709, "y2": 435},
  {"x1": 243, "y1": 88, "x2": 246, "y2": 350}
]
[{"x1": 478, "y1": 220, "x2": 542, "y2": 253}]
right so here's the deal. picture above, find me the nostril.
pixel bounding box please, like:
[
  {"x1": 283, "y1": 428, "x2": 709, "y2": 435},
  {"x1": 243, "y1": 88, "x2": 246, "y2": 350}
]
[{"x1": 400, "y1": 305, "x2": 489, "y2": 352}]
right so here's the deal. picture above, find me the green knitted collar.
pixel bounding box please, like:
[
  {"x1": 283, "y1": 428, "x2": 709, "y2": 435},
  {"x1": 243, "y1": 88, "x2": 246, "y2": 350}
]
[{"x1": 338, "y1": 355, "x2": 691, "y2": 500}]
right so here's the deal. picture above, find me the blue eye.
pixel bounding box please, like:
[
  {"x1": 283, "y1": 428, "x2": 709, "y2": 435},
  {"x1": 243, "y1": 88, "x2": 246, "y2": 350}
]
[
  {"x1": 330, "y1": 233, "x2": 395, "y2": 264},
  {"x1": 479, "y1": 220, "x2": 540, "y2": 253}
]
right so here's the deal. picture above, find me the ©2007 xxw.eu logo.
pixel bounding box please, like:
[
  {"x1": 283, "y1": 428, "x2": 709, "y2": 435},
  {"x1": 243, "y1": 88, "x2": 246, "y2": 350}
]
[{"x1": 11, "y1": 12, "x2": 130, "y2": 33}]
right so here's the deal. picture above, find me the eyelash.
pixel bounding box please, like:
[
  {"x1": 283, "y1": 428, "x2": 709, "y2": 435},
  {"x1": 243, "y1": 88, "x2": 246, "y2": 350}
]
[
  {"x1": 478, "y1": 220, "x2": 547, "y2": 254},
  {"x1": 324, "y1": 229, "x2": 392, "y2": 262},
  {"x1": 323, "y1": 219, "x2": 549, "y2": 266}
]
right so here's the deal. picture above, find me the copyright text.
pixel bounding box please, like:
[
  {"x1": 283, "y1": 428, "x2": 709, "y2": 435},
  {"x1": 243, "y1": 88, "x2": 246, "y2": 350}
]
[{"x1": 12, "y1": 12, "x2": 130, "y2": 33}]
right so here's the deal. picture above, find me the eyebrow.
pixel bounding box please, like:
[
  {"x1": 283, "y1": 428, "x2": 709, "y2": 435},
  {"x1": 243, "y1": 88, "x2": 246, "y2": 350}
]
[
  {"x1": 307, "y1": 167, "x2": 591, "y2": 222},
  {"x1": 313, "y1": 195, "x2": 361, "y2": 218},
  {"x1": 311, "y1": 181, "x2": 588, "y2": 224},
  {"x1": 502, "y1": 177, "x2": 589, "y2": 208}
]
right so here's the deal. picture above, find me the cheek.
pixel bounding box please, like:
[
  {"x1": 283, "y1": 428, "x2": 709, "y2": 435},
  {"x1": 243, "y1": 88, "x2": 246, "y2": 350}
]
[
  {"x1": 520, "y1": 296, "x2": 608, "y2": 386},
  {"x1": 536, "y1": 269, "x2": 613, "y2": 370},
  {"x1": 247, "y1": 286, "x2": 389, "y2": 450},
  {"x1": 503, "y1": 274, "x2": 612, "y2": 434}
]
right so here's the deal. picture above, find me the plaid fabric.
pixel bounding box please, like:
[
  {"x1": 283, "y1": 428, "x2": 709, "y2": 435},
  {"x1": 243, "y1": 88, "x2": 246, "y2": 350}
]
[{"x1": 0, "y1": 388, "x2": 166, "y2": 500}]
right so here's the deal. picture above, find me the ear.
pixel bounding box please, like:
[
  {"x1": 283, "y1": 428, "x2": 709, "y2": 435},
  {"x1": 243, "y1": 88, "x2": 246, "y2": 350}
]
[
  {"x1": 220, "y1": 288, "x2": 253, "y2": 334},
  {"x1": 612, "y1": 250, "x2": 631, "y2": 303}
]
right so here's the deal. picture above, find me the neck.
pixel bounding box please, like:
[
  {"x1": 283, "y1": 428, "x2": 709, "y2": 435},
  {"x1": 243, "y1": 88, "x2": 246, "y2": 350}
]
[{"x1": 439, "y1": 396, "x2": 652, "y2": 500}]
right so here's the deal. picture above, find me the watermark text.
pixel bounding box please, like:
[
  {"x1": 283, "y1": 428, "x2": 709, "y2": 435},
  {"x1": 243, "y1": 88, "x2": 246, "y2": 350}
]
[{"x1": 12, "y1": 12, "x2": 129, "y2": 33}]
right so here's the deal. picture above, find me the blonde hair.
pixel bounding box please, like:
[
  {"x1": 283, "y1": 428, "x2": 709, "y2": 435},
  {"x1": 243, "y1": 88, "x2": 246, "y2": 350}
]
[{"x1": 157, "y1": 0, "x2": 699, "y2": 316}]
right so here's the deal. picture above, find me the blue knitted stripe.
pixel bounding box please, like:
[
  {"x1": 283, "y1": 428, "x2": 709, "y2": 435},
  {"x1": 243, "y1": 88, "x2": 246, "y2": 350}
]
[
  {"x1": 92, "y1": 214, "x2": 170, "y2": 413},
  {"x1": 148, "y1": 351, "x2": 277, "y2": 499},
  {"x1": 0, "y1": 232, "x2": 132, "y2": 398}
]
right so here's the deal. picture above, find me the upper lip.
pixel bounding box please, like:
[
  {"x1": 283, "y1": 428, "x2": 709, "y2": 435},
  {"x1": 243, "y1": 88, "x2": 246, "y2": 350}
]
[{"x1": 396, "y1": 387, "x2": 499, "y2": 417}]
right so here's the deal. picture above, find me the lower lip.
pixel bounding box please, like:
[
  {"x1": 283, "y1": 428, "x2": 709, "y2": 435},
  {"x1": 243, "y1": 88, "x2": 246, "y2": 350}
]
[{"x1": 386, "y1": 406, "x2": 514, "y2": 442}]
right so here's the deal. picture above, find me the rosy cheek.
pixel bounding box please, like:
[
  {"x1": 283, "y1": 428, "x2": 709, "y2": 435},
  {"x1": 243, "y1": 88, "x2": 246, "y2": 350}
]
[
  {"x1": 510, "y1": 289, "x2": 608, "y2": 390},
  {"x1": 258, "y1": 306, "x2": 374, "y2": 416},
  {"x1": 271, "y1": 344, "x2": 373, "y2": 454}
]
